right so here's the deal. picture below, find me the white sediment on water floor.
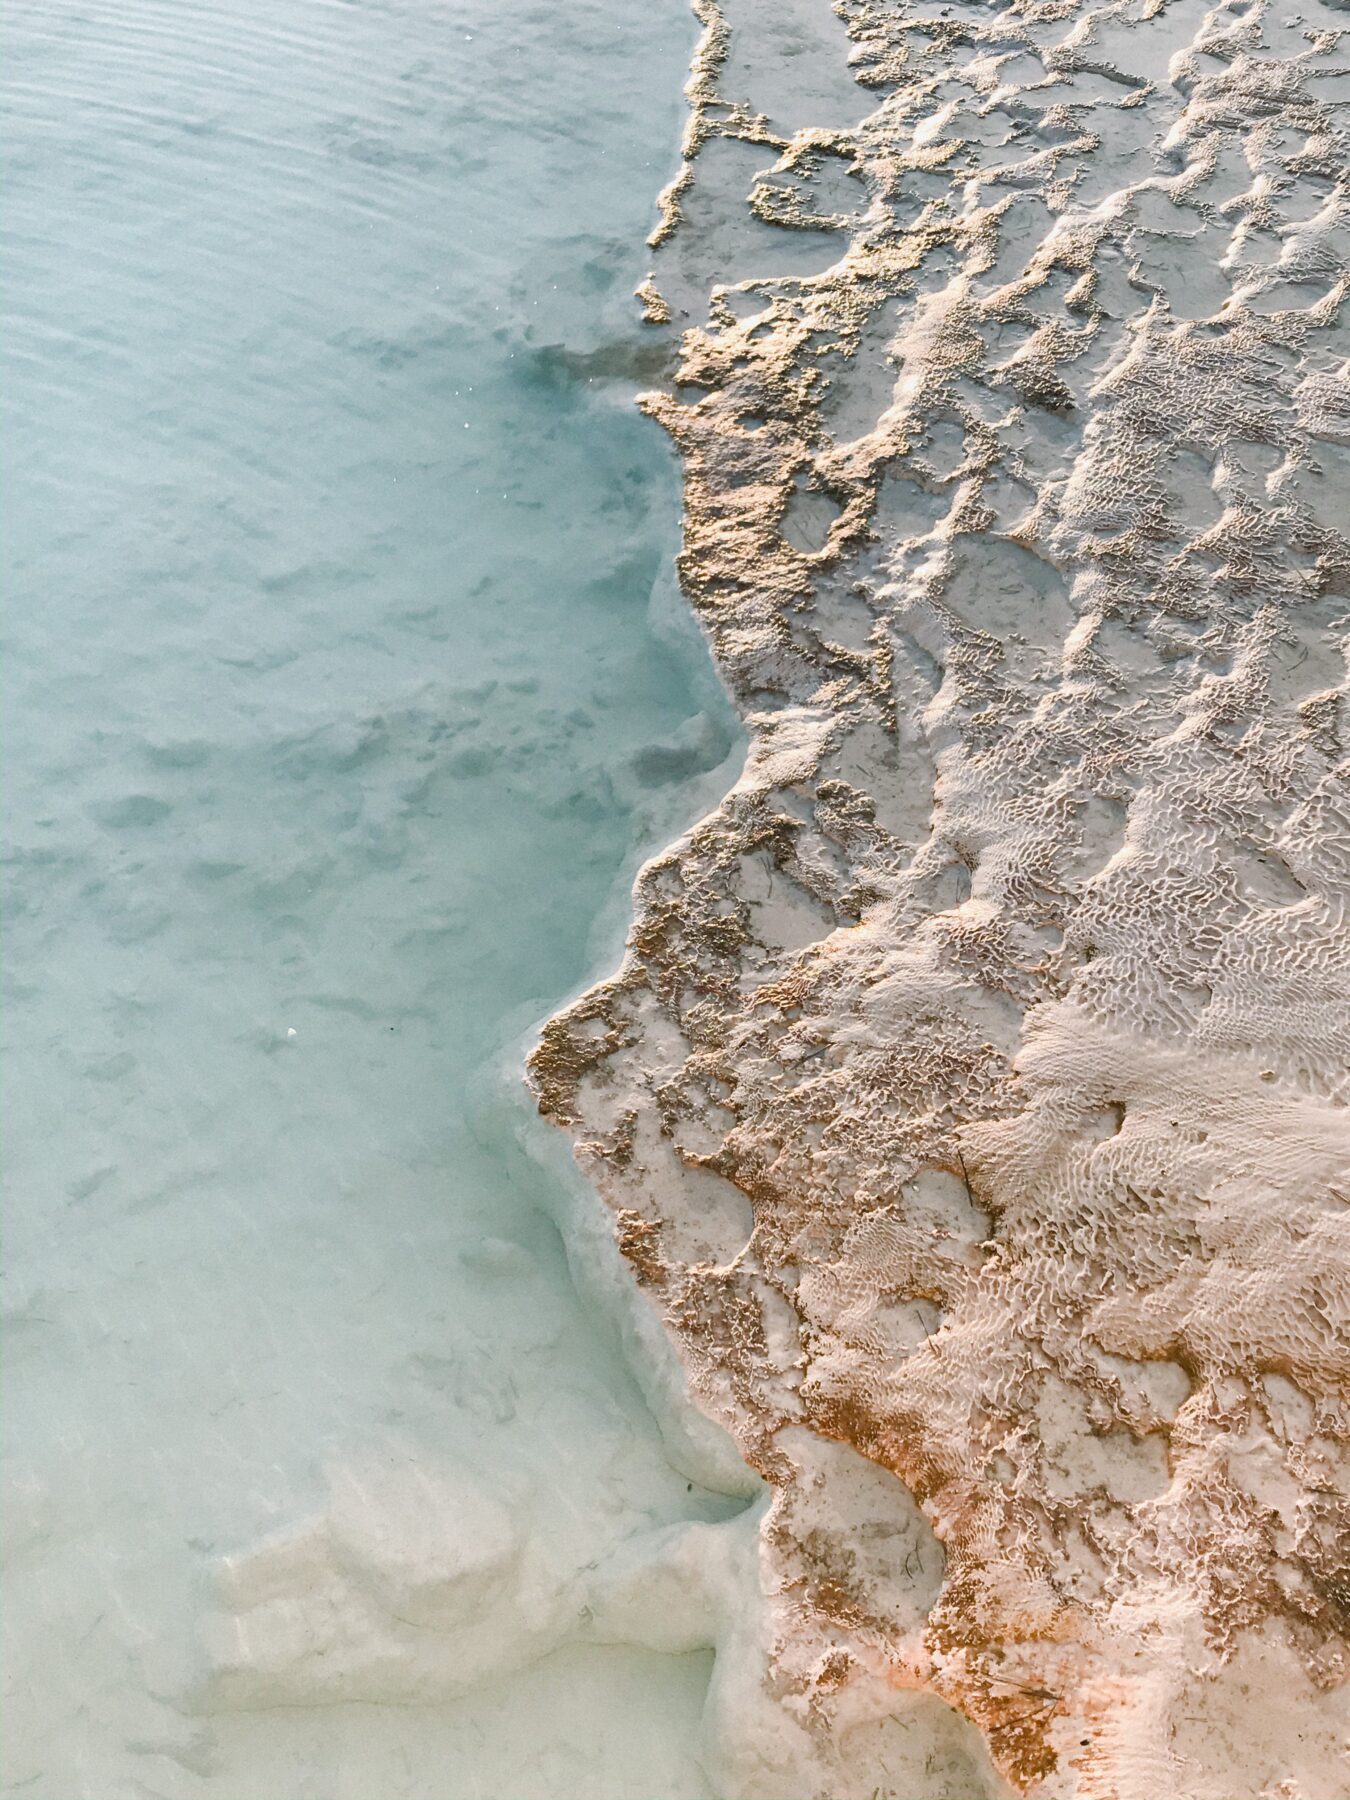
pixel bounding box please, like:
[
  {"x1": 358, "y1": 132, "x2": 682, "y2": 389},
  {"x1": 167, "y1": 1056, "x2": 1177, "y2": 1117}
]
[
  {"x1": 530, "y1": 0, "x2": 1350, "y2": 1794},
  {"x1": 3, "y1": 0, "x2": 754, "y2": 1794}
]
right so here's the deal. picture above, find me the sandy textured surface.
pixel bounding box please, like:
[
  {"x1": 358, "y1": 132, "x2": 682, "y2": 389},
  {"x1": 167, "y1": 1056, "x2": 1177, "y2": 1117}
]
[{"x1": 530, "y1": 0, "x2": 1350, "y2": 1792}]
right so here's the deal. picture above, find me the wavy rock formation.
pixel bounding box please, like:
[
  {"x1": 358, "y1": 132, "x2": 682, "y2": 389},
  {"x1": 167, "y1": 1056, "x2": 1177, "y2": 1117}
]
[{"x1": 529, "y1": 0, "x2": 1350, "y2": 1793}]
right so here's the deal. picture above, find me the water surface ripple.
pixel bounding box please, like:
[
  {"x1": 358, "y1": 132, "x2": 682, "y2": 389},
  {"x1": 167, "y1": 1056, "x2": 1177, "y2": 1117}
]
[{"x1": 2, "y1": 1, "x2": 742, "y2": 1793}]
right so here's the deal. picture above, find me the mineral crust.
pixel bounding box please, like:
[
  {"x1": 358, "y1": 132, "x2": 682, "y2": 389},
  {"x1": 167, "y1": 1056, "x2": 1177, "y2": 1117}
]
[{"x1": 530, "y1": 0, "x2": 1350, "y2": 1792}]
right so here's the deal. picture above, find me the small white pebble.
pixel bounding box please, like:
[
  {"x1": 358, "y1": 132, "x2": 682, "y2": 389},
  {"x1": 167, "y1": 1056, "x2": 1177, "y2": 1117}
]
[{"x1": 287, "y1": 1027, "x2": 297, "y2": 1039}]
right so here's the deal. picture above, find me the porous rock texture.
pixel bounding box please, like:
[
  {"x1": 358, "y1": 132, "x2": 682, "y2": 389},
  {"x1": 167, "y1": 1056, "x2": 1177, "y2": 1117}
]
[{"x1": 529, "y1": 0, "x2": 1350, "y2": 1793}]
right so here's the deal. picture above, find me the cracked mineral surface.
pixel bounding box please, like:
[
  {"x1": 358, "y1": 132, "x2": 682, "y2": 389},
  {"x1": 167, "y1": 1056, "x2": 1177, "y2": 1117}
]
[{"x1": 529, "y1": 0, "x2": 1350, "y2": 1793}]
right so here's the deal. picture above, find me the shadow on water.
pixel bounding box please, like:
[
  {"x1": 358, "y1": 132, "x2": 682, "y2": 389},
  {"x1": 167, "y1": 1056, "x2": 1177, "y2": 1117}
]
[{"x1": 522, "y1": 336, "x2": 680, "y2": 388}]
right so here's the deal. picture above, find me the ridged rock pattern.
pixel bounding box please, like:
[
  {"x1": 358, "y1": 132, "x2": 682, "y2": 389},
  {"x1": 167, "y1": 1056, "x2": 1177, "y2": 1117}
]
[{"x1": 530, "y1": 0, "x2": 1350, "y2": 1792}]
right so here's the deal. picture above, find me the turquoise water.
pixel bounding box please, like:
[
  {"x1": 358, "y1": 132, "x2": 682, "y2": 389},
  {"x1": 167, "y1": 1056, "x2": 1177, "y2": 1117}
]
[{"x1": 1, "y1": 1, "x2": 744, "y2": 1793}]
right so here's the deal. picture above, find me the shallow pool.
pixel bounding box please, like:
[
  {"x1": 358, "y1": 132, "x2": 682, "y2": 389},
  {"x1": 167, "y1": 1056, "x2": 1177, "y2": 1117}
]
[{"x1": 1, "y1": 1, "x2": 745, "y2": 1791}]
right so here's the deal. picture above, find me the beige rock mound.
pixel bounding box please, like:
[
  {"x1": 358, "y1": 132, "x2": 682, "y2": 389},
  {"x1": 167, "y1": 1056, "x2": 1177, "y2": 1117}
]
[{"x1": 531, "y1": 0, "x2": 1350, "y2": 1792}]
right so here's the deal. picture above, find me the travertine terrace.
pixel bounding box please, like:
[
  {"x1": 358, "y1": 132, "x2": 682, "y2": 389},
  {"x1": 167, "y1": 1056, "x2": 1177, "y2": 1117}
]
[{"x1": 529, "y1": 0, "x2": 1350, "y2": 1792}]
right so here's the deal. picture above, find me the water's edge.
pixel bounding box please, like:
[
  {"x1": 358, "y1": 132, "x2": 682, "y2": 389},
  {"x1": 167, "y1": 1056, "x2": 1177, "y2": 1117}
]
[{"x1": 527, "y1": 0, "x2": 1350, "y2": 1795}]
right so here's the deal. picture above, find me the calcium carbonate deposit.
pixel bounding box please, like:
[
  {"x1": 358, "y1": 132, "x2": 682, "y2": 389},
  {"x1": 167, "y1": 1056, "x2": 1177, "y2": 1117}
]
[
  {"x1": 530, "y1": 0, "x2": 1350, "y2": 1794},
  {"x1": 7, "y1": 0, "x2": 1349, "y2": 1794}
]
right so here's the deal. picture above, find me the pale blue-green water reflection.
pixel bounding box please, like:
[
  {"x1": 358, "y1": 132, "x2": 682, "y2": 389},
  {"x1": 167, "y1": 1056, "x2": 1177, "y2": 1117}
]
[{"x1": 2, "y1": 1, "x2": 741, "y2": 1793}]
